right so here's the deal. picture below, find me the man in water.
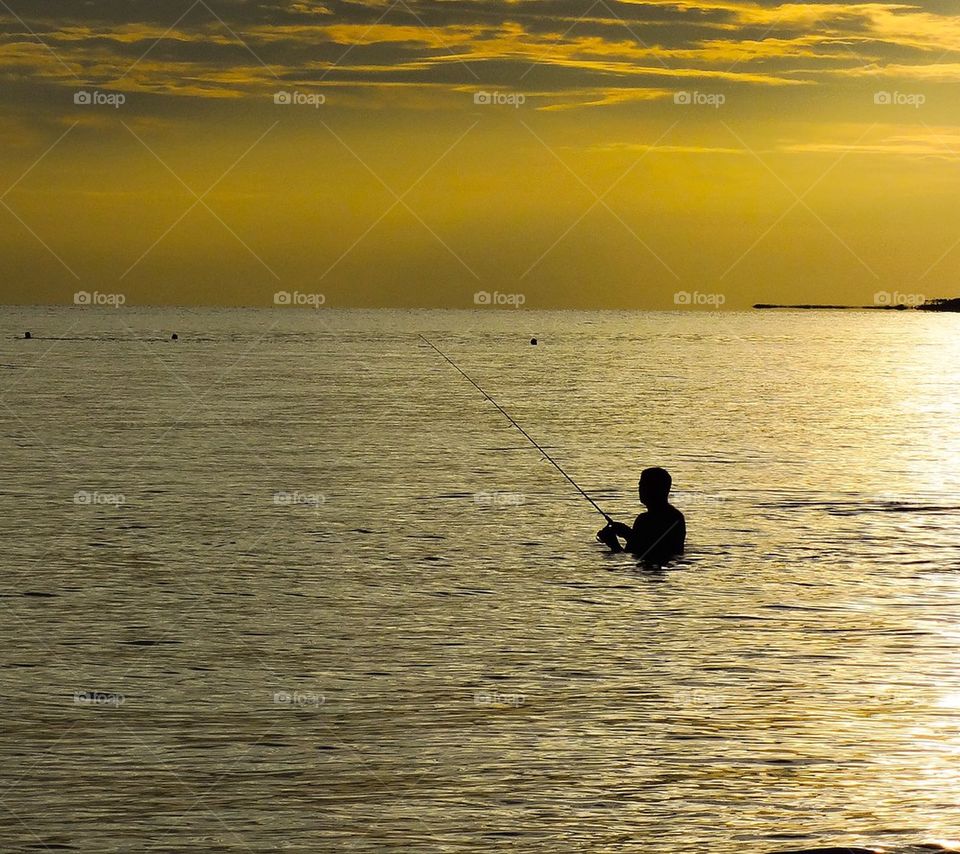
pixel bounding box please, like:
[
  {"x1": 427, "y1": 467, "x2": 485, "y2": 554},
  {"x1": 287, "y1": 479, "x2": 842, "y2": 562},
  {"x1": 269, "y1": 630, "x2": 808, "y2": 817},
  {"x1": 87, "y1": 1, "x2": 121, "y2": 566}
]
[{"x1": 597, "y1": 467, "x2": 686, "y2": 564}]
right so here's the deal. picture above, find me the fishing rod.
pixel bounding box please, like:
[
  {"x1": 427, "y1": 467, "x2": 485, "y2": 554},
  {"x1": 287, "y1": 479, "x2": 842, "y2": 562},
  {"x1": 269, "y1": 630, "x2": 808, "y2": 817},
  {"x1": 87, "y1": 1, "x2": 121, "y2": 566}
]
[{"x1": 419, "y1": 334, "x2": 612, "y2": 523}]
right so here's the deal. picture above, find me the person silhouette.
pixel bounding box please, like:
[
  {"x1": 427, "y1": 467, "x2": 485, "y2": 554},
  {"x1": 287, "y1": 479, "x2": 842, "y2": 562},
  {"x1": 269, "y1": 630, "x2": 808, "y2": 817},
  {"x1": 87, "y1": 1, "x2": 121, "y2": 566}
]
[{"x1": 597, "y1": 467, "x2": 686, "y2": 564}]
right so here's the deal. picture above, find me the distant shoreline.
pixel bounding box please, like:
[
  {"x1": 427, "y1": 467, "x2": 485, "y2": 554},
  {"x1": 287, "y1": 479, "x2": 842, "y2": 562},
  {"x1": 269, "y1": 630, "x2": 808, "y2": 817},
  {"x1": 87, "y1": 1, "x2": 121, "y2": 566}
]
[{"x1": 754, "y1": 300, "x2": 960, "y2": 313}]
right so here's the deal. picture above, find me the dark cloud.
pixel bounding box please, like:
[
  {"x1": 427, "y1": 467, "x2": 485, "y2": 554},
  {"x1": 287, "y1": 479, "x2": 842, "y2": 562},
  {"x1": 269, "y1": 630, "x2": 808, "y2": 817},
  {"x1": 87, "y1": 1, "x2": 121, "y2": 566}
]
[{"x1": 0, "y1": 0, "x2": 958, "y2": 110}]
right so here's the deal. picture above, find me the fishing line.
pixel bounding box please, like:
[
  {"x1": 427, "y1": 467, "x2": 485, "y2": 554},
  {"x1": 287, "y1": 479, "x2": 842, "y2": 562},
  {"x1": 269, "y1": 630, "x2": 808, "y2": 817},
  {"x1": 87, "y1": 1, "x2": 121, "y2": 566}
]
[{"x1": 419, "y1": 334, "x2": 611, "y2": 523}]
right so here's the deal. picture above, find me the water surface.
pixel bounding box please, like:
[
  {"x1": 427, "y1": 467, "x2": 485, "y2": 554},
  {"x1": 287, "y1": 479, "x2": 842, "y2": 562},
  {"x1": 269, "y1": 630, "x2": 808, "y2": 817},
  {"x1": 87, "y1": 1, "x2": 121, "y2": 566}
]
[{"x1": 3, "y1": 307, "x2": 960, "y2": 852}]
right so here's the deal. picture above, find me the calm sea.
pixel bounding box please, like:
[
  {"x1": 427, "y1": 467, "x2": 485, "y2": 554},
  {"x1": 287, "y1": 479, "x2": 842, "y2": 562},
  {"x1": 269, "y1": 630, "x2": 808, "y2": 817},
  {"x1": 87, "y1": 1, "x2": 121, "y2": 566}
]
[{"x1": 3, "y1": 306, "x2": 960, "y2": 852}]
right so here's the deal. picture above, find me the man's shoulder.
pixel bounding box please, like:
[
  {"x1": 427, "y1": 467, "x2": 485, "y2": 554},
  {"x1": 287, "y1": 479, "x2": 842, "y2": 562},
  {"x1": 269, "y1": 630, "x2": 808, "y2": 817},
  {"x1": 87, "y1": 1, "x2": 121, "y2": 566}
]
[
  {"x1": 635, "y1": 505, "x2": 685, "y2": 523},
  {"x1": 667, "y1": 504, "x2": 685, "y2": 521}
]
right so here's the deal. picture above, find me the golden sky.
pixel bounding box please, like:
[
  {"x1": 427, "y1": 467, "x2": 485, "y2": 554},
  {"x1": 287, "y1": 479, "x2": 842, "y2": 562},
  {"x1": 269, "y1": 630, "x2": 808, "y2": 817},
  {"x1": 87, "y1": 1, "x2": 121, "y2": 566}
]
[{"x1": 2, "y1": 0, "x2": 960, "y2": 309}]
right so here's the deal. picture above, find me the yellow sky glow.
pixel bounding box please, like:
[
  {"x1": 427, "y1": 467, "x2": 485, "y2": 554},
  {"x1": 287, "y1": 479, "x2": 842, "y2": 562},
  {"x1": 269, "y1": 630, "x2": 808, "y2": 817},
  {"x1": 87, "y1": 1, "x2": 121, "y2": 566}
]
[{"x1": 1, "y1": 0, "x2": 960, "y2": 309}]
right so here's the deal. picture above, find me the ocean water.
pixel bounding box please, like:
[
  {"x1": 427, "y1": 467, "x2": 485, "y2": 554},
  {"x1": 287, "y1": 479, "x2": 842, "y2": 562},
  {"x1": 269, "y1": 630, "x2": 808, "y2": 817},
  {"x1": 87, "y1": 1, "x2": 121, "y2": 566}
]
[{"x1": 3, "y1": 306, "x2": 960, "y2": 853}]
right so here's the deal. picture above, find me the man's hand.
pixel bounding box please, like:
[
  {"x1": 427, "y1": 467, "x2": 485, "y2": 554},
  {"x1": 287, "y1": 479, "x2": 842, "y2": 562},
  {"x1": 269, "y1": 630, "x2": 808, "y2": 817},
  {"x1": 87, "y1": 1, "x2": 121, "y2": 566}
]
[{"x1": 596, "y1": 522, "x2": 624, "y2": 552}]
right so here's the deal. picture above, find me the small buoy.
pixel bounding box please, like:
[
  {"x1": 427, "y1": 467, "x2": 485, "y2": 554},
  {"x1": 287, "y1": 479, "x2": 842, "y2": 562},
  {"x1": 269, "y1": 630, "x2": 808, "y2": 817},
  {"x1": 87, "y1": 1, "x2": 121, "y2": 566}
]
[
  {"x1": 530, "y1": 338, "x2": 538, "y2": 346},
  {"x1": 171, "y1": 333, "x2": 178, "y2": 341},
  {"x1": 24, "y1": 331, "x2": 31, "y2": 340}
]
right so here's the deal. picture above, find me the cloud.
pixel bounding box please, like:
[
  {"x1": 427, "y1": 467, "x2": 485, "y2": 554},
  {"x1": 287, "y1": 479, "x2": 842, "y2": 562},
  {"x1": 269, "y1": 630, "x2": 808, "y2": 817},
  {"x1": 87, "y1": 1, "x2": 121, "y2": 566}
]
[
  {"x1": 840, "y1": 61, "x2": 960, "y2": 82},
  {"x1": 536, "y1": 87, "x2": 674, "y2": 110},
  {"x1": 782, "y1": 125, "x2": 960, "y2": 160},
  {"x1": 784, "y1": 137, "x2": 960, "y2": 160},
  {"x1": 590, "y1": 140, "x2": 747, "y2": 153},
  {"x1": 0, "y1": 0, "x2": 958, "y2": 110}
]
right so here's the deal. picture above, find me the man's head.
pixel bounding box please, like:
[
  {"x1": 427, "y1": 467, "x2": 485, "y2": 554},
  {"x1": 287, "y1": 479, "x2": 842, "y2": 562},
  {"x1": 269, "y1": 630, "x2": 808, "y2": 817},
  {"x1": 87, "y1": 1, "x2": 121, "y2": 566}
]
[{"x1": 638, "y1": 467, "x2": 672, "y2": 508}]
